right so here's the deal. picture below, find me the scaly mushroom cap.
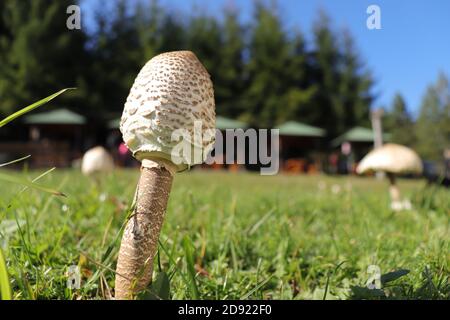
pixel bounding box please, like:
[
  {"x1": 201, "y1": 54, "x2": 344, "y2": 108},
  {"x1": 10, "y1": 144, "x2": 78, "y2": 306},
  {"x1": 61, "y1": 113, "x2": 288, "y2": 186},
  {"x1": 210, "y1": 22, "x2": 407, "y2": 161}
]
[
  {"x1": 356, "y1": 143, "x2": 423, "y2": 175},
  {"x1": 81, "y1": 146, "x2": 114, "y2": 176},
  {"x1": 120, "y1": 51, "x2": 216, "y2": 172}
]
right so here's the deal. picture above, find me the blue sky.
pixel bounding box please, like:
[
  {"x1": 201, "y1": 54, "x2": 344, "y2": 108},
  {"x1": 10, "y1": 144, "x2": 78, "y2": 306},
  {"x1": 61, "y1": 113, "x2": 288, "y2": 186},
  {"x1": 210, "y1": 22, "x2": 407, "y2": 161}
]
[{"x1": 81, "y1": 0, "x2": 450, "y2": 115}]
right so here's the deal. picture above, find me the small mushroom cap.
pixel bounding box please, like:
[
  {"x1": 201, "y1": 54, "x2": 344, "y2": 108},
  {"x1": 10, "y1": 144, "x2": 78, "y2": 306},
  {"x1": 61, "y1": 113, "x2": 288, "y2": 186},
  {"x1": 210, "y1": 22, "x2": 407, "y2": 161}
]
[
  {"x1": 81, "y1": 146, "x2": 114, "y2": 176},
  {"x1": 120, "y1": 51, "x2": 215, "y2": 172},
  {"x1": 356, "y1": 143, "x2": 423, "y2": 175}
]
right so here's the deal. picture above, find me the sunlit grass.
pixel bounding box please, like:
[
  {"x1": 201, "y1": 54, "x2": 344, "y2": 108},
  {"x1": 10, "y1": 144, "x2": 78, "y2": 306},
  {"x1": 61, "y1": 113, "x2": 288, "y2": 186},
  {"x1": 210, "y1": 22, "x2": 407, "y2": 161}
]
[{"x1": 0, "y1": 169, "x2": 448, "y2": 299}]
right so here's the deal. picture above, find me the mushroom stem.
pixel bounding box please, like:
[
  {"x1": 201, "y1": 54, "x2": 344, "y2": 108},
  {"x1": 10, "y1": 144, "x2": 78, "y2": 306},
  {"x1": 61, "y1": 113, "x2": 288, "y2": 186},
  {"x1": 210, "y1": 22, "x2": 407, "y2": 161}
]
[
  {"x1": 387, "y1": 172, "x2": 401, "y2": 203},
  {"x1": 115, "y1": 163, "x2": 173, "y2": 299}
]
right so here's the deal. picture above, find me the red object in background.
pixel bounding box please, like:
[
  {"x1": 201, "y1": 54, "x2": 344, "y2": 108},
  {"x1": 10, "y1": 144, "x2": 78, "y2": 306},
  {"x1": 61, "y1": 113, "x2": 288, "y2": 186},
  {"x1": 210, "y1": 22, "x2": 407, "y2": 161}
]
[
  {"x1": 118, "y1": 142, "x2": 132, "y2": 167},
  {"x1": 118, "y1": 142, "x2": 129, "y2": 156}
]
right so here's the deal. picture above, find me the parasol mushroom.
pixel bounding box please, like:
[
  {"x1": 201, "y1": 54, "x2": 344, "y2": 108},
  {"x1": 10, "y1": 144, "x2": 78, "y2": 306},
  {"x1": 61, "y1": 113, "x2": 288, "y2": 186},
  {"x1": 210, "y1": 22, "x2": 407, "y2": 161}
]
[
  {"x1": 81, "y1": 146, "x2": 114, "y2": 177},
  {"x1": 115, "y1": 51, "x2": 215, "y2": 299},
  {"x1": 356, "y1": 143, "x2": 423, "y2": 211}
]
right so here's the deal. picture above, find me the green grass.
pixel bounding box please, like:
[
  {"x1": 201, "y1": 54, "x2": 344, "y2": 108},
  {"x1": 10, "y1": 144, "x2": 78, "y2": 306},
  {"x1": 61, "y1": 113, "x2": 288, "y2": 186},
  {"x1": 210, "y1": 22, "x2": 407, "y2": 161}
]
[{"x1": 0, "y1": 169, "x2": 448, "y2": 299}]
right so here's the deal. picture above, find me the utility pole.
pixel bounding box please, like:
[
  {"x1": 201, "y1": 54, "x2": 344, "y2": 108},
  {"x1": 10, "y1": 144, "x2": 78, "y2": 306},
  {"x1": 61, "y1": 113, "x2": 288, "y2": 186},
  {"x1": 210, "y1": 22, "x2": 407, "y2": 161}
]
[
  {"x1": 371, "y1": 108, "x2": 384, "y2": 149},
  {"x1": 371, "y1": 108, "x2": 384, "y2": 179}
]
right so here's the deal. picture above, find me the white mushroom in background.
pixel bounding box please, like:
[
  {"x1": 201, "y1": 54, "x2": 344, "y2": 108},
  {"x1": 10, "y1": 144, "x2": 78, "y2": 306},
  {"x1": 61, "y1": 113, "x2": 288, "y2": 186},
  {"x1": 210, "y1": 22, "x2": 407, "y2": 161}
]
[
  {"x1": 356, "y1": 143, "x2": 423, "y2": 211},
  {"x1": 81, "y1": 146, "x2": 114, "y2": 177},
  {"x1": 115, "y1": 51, "x2": 215, "y2": 299}
]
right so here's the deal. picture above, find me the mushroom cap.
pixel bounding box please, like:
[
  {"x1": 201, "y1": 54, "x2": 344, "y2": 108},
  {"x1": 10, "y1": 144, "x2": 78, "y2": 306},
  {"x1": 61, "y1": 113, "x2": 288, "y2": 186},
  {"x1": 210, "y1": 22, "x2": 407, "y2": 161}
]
[
  {"x1": 356, "y1": 143, "x2": 423, "y2": 175},
  {"x1": 120, "y1": 51, "x2": 216, "y2": 172},
  {"x1": 81, "y1": 146, "x2": 114, "y2": 176}
]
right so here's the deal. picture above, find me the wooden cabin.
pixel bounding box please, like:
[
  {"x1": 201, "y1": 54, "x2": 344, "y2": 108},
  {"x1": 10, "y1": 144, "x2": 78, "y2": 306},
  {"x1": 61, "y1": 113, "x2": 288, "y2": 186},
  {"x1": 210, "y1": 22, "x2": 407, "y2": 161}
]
[
  {"x1": 20, "y1": 108, "x2": 86, "y2": 167},
  {"x1": 277, "y1": 121, "x2": 326, "y2": 174}
]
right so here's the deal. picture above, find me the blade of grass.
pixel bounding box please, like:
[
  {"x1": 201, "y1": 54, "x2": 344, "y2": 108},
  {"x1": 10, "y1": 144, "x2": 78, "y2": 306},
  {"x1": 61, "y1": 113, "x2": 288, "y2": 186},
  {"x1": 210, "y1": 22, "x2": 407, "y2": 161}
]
[
  {"x1": 158, "y1": 239, "x2": 189, "y2": 285},
  {"x1": 240, "y1": 275, "x2": 273, "y2": 300},
  {"x1": 323, "y1": 260, "x2": 347, "y2": 300},
  {"x1": 0, "y1": 88, "x2": 75, "y2": 127},
  {"x1": 0, "y1": 171, "x2": 66, "y2": 197},
  {"x1": 0, "y1": 155, "x2": 31, "y2": 168},
  {"x1": 0, "y1": 248, "x2": 12, "y2": 300},
  {"x1": 247, "y1": 208, "x2": 274, "y2": 235},
  {"x1": 20, "y1": 167, "x2": 57, "y2": 194},
  {"x1": 85, "y1": 201, "x2": 133, "y2": 287},
  {"x1": 183, "y1": 237, "x2": 200, "y2": 299},
  {"x1": 79, "y1": 249, "x2": 131, "y2": 282}
]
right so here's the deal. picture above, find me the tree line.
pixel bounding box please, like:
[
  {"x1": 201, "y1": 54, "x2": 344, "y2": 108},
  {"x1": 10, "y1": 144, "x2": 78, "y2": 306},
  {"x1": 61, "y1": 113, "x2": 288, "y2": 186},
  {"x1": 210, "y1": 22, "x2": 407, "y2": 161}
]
[
  {"x1": 384, "y1": 74, "x2": 450, "y2": 161},
  {"x1": 0, "y1": 0, "x2": 448, "y2": 160}
]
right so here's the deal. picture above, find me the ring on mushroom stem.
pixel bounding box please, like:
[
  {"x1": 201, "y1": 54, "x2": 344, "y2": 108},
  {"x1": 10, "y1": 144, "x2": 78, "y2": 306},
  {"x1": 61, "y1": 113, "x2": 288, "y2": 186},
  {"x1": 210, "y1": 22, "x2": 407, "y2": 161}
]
[
  {"x1": 115, "y1": 51, "x2": 215, "y2": 299},
  {"x1": 356, "y1": 143, "x2": 423, "y2": 211}
]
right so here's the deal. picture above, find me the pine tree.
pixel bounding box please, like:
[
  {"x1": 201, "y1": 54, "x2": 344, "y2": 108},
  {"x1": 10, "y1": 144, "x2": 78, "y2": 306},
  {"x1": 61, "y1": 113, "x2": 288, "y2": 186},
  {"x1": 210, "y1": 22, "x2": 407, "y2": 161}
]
[
  {"x1": 311, "y1": 14, "x2": 374, "y2": 137},
  {"x1": 384, "y1": 93, "x2": 415, "y2": 146},
  {"x1": 185, "y1": 13, "x2": 222, "y2": 86},
  {"x1": 242, "y1": 2, "x2": 291, "y2": 128},
  {"x1": 214, "y1": 7, "x2": 245, "y2": 118},
  {"x1": 415, "y1": 73, "x2": 450, "y2": 160},
  {"x1": 278, "y1": 30, "x2": 317, "y2": 124},
  {"x1": 135, "y1": 0, "x2": 163, "y2": 61},
  {"x1": 337, "y1": 30, "x2": 373, "y2": 131},
  {"x1": 0, "y1": 0, "x2": 88, "y2": 116},
  {"x1": 88, "y1": 0, "x2": 147, "y2": 115},
  {"x1": 310, "y1": 11, "x2": 340, "y2": 136},
  {"x1": 157, "y1": 15, "x2": 185, "y2": 53}
]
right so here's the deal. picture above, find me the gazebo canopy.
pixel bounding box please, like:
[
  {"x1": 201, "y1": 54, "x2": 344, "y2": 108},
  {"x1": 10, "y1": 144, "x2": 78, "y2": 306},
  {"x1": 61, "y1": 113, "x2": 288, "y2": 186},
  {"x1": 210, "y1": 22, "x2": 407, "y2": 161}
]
[
  {"x1": 24, "y1": 109, "x2": 86, "y2": 125},
  {"x1": 332, "y1": 126, "x2": 390, "y2": 147},
  {"x1": 216, "y1": 116, "x2": 248, "y2": 130},
  {"x1": 277, "y1": 121, "x2": 325, "y2": 137}
]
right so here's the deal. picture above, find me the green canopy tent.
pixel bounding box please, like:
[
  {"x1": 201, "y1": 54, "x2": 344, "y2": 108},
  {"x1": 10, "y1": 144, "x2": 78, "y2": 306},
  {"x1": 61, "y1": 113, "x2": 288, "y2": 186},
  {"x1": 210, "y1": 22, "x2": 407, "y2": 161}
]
[
  {"x1": 24, "y1": 109, "x2": 86, "y2": 125},
  {"x1": 23, "y1": 108, "x2": 87, "y2": 167},
  {"x1": 331, "y1": 126, "x2": 390, "y2": 147},
  {"x1": 276, "y1": 121, "x2": 326, "y2": 173},
  {"x1": 278, "y1": 121, "x2": 325, "y2": 137},
  {"x1": 216, "y1": 116, "x2": 248, "y2": 130}
]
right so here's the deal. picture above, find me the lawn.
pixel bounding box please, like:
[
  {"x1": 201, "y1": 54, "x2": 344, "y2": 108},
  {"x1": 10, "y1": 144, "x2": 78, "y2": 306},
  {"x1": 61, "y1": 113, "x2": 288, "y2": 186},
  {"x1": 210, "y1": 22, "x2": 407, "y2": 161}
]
[{"x1": 0, "y1": 169, "x2": 448, "y2": 299}]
